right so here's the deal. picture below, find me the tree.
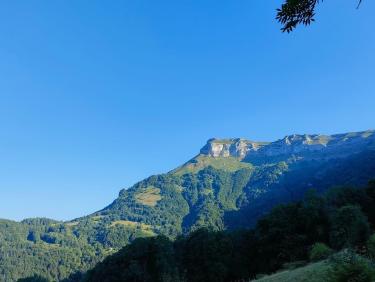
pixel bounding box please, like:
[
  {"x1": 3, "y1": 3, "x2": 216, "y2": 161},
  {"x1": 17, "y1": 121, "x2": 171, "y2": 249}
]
[
  {"x1": 176, "y1": 229, "x2": 233, "y2": 282},
  {"x1": 366, "y1": 234, "x2": 375, "y2": 259},
  {"x1": 17, "y1": 276, "x2": 49, "y2": 282},
  {"x1": 277, "y1": 0, "x2": 363, "y2": 32},
  {"x1": 84, "y1": 236, "x2": 179, "y2": 282},
  {"x1": 329, "y1": 205, "x2": 370, "y2": 249}
]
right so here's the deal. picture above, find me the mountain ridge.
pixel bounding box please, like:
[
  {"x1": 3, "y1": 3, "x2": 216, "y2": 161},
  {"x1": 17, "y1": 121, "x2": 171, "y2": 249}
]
[
  {"x1": 199, "y1": 129, "x2": 375, "y2": 160},
  {"x1": 1, "y1": 129, "x2": 375, "y2": 281}
]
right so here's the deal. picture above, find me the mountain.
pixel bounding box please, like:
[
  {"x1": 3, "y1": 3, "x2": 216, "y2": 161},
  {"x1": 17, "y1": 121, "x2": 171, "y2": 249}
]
[
  {"x1": 1, "y1": 130, "x2": 375, "y2": 281},
  {"x1": 94, "y1": 130, "x2": 375, "y2": 232}
]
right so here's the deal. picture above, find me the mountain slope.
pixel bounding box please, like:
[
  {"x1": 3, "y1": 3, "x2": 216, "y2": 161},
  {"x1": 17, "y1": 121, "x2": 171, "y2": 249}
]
[
  {"x1": 93, "y1": 130, "x2": 375, "y2": 231},
  {"x1": 1, "y1": 130, "x2": 375, "y2": 281}
]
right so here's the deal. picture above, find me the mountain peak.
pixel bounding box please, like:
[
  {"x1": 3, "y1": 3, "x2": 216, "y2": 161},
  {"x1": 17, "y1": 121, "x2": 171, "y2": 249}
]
[{"x1": 200, "y1": 138, "x2": 267, "y2": 159}]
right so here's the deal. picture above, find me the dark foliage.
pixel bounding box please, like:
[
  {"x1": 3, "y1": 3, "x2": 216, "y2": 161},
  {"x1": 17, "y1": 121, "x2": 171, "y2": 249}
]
[
  {"x1": 84, "y1": 236, "x2": 179, "y2": 282},
  {"x1": 17, "y1": 276, "x2": 49, "y2": 282},
  {"x1": 329, "y1": 205, "x2": 370, "y2": 250},
  {"x1": 277, "y1": 0, "x2": 363, "y2": 32},
  {"x1": 328, "y1": 250, "x2": 375, "y2": 282},
  {"x1": 277, "y1": 0, "x2": 319, "y2": 32}
]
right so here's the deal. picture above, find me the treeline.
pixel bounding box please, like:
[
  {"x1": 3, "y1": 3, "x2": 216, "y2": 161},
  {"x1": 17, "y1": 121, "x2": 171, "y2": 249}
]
[
  {"x1": 0, "y1": 212, "x2": 159, "y2": 281},
  {"x1": 76, "y1": 180, "x2": 375, "y2": 282}
]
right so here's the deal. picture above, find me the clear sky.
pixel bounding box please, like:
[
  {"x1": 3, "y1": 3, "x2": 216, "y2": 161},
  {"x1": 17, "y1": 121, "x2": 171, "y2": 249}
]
[{"x1": 0, "y1": 0, "x2": 374, "y2": 221}]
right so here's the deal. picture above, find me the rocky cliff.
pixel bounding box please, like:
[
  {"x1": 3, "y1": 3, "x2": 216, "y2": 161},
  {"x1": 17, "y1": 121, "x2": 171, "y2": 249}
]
[
  {"x1": 200, "y1": 138, "x2": 267, "y2": 159},
  {"x1": 200, "y1": 130, "x2": 375, "y2": 162}
]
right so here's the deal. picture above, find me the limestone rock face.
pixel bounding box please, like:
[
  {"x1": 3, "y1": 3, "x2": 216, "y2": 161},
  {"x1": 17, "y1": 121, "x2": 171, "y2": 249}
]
[
  {"x1": 200, "y1": 138, "x2": 267, "y2": 159},
  {"x1": 200, "y1": 130, "x2": 375, "y2": 161}
]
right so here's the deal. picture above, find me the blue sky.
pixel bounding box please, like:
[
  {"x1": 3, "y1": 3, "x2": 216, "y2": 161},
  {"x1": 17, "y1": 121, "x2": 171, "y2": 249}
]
[{"x1": 0, "y1": 0, "x2": 374, "y2": 221}]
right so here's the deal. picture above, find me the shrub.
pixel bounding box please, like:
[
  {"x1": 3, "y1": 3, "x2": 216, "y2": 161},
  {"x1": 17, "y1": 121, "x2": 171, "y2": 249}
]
[
  {"x1": 328, "y1": 249, "x2": 375, "y2": 282},
  {"x1": 366, "y1": 234, "x2": 375, "y2": 259},
  {"x1": 309, "y1": 243, "x2": 332, "y2": 262}
]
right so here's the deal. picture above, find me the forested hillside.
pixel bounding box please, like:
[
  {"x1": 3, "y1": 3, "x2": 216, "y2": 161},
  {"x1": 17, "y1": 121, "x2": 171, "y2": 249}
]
[
  {"x1": 1, "y1": 130, "x2": 375, "y2": 281},
  {"x1": 83, "y1": 181, "x2": 375, "y2": 282}
]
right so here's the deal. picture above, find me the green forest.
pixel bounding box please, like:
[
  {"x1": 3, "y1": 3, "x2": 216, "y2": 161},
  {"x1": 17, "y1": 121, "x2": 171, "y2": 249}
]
[{"x1": 21, "y1": 180, "x2": 375, "y2": 282}]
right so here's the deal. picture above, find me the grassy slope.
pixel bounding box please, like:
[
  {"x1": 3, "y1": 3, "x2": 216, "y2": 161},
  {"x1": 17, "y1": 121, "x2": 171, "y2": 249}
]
[
  {"x1": 254, "y1": 261, "x2": 330, "y2": 282},
  {"x1": 134, "y1": 186, "x2": 162, "y2": 207},
  {"x1": 173, "y1": 155, "x2": 252, "y2": 175}
]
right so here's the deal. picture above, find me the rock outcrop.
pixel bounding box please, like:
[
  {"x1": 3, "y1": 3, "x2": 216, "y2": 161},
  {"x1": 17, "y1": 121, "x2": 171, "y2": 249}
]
[
  {"x1": 200, "y1": 130, "x2": 375, "y2": 161},
  {"x1": 200, "y1": 138, "x2": 267, "y2": 159}
]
